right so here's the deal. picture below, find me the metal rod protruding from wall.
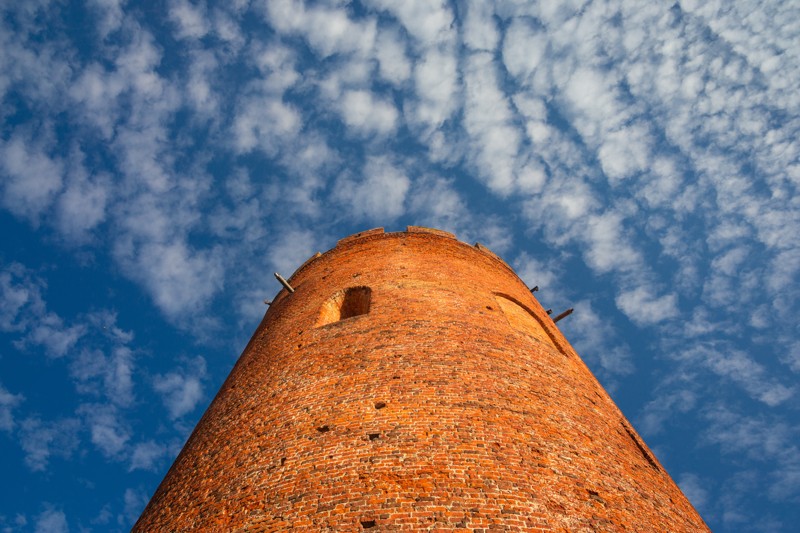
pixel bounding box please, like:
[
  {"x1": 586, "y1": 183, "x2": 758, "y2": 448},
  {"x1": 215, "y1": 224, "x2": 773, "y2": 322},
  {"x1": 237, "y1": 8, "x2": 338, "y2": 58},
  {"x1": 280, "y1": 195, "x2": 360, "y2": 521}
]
[
  {"x1": 274, "y1": 273, "x2": 295, "y2": 293},
  {"x1": 530, "y1": 286, "x2": 539, "y2": 292},
  {"x1": 546, "y1": 309, "x2": 552, "y2": 315},
  {"x1": 553, "y1": 308, "x2": 573, "y2": 323},
  {"x1": 263, "y1": 299, "x2": 272, "y2": 305}
]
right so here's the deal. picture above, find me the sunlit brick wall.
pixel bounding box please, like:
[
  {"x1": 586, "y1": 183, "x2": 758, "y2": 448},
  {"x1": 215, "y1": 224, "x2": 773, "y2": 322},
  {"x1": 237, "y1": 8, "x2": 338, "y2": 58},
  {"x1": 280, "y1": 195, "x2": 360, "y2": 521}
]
[{"x1": 134, "y1": 227, "x2": 709, "y2": 532}]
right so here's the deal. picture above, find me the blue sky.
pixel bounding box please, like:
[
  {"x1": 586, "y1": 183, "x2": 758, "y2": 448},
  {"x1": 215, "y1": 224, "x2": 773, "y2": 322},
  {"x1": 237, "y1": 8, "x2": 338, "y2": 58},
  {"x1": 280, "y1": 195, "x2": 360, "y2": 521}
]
[{"x1": 1, "y1": 0, "x2": 798, "y2": 531}]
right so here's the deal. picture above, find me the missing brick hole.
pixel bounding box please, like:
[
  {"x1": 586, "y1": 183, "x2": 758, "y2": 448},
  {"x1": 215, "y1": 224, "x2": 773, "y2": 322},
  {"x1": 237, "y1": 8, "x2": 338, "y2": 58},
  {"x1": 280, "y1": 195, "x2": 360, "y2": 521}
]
[
  {"x1": 374, "y1": 401, "x2": 387, "y2": 409},
  {"x1": 317, "y1": 425, "x2": 330, "y2": 433},
  {"x1": 587, "y1": 489, "x2": 605, "y2": 504},
  {"x1": 486, "y1": 305, "x2": 493, "y2": 310},
  {"x1": 368, "y1": 433, "x2": 380, "y2": 441},
  {"x1": 360, "y1": 520, "x2": 376, "y2": 529},
  {"x1": 280, "y1": 457, "x2": 286, "y2": 466}
]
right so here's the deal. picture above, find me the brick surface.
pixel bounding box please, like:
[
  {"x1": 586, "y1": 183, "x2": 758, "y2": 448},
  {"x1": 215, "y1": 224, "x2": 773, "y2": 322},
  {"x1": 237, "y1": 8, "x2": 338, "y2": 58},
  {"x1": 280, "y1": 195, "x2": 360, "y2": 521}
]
[{"x1": 133, "y1": 229, "x2": 710, "y2": 532}]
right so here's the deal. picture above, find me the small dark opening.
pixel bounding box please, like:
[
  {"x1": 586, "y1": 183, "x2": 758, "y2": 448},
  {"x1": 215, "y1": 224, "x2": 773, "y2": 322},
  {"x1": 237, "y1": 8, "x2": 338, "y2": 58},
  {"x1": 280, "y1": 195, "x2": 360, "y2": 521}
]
[
  {"x1": 361, "y1": 519, "x2": 376, "y2": 529},
  {"x1": 587, "y1": 489, "x2": 605, "y2": 504},
  {"x1": 317, "y1": 425, "x2": 330, "y2": 433},
  {"x1": 368, "y1": 433, "x2": 380, "y2": 441},
  {"x1": 280, "y1": 457, "x2": 286, "y2": 465},
  {"x1": 374, "y1": 401, "x2": 387, "y2": 409},
  {"x1": 317, "y1": 287, "x2": 372, "y2": 326}
]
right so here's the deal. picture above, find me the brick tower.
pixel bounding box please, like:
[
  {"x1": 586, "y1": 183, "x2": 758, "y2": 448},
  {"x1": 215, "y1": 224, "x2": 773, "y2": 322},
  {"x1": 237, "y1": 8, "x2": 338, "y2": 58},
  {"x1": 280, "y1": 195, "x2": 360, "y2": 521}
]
[{"x1": 134, "y1": 227, "x2": 709, "y2": 531}]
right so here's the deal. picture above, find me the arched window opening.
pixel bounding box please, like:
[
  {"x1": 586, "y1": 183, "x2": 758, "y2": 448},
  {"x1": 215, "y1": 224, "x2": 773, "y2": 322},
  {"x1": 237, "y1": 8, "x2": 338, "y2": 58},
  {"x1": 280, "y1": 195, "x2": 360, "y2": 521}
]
[{"x1": 317, "y1": 286, "x2": 372, "y2": 326}]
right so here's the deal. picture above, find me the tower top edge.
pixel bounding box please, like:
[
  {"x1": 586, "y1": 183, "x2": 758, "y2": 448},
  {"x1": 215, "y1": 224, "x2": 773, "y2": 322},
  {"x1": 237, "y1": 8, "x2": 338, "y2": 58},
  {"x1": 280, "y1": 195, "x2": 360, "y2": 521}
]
[{"x1": 286, "y1": 226, "x2": 516, "y2": 283}]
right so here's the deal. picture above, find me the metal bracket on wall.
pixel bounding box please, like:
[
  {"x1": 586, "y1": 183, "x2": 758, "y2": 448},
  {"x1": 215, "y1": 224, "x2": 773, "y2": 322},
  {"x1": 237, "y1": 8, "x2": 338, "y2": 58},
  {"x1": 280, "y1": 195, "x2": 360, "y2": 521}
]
[
  {"x1": 274, "y1": 273, "x2": 295, "y2": 293},
  {"x1": 553, "y1": 308, "x2": 574, "y2": 323}
]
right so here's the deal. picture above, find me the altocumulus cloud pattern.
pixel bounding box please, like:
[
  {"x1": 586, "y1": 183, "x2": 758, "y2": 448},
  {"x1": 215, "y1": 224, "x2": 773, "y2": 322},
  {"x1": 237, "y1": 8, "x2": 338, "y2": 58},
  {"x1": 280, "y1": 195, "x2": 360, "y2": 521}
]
[{"x1": 0, "y1": 1, "x2": 798, "y2": 531}]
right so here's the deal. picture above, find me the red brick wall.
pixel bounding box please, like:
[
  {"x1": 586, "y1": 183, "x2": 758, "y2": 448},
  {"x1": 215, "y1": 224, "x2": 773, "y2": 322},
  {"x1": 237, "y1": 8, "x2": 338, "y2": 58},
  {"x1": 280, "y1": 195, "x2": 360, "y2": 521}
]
[{"x1": 134, "y1": 227, "x2": 710, "y2": 532}]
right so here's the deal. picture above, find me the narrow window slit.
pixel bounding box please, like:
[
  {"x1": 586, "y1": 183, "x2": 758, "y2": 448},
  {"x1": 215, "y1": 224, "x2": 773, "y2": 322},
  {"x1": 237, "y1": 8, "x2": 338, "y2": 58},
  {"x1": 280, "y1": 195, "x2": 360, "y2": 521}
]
[{"x1": 623, "y1": 423, "x2": 659, "y2": 470}]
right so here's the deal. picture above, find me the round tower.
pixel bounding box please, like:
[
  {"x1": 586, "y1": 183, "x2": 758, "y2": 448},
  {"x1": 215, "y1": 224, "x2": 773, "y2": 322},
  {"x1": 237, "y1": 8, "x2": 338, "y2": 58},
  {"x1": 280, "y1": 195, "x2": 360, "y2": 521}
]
[{"x1": 134, "y1": 227, "x2": 709, "y2": 531}]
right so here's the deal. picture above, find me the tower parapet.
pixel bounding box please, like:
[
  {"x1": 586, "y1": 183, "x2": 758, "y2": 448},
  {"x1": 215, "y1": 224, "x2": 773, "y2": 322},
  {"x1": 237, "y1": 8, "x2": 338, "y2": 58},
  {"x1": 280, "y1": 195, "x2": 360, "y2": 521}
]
[{"x1": 134, "y1": 227, "x2": 709, "y2": 531}]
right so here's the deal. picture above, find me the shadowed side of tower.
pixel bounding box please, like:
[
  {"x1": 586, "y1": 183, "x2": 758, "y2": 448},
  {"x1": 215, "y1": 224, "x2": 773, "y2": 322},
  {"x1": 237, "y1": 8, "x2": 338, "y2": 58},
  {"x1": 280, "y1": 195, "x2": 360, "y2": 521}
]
[{"x1": 133, "y1": 227, "x2": 710, "y2": 532}]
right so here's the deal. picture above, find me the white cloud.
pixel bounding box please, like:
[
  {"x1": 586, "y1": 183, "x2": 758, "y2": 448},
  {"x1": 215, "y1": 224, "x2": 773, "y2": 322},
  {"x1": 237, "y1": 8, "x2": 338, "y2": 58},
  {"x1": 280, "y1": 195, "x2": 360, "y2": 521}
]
[
  {"x1": 70, "y1": 345, "x2": 135, "y2": 407},
  {"x1": 19, "y1": 313, "x2": 86, "y2": 358},
  {"x1": 616, "y1": 286, "x2": 679, "y2": 326},
  {"x1": 334, "y1": 157, "x2": 410, "y2": 221},
  {"x1": 0, "y1": 262, "x2": 86, "y2": 357},
  {"x1": 78, "y1": 404, "x2": 131, "y2": 458},
  {"x1": 267, "y1": 228, "x2": 318, "y2": 281},
  {"x1": 250, "y1": 41, "x2": 300, "y2": 93},
  {"x1": 115, "y1": 239, "x2": 224, "y2": 320},
  {"x1": 121, "y1": 488, "x2": 149, "y2": 527},
  {"x1": 678, "y1": 473, "x2": 709, "y2": 515},
  {"x1": 636, "y1": 156, "x2": 684, "y2": 207},
  {"x1": 783, "y1": 341, "x2": 800, "y2": 374},
  {"x1": 86, "y1": 0, "x2": 126, "y2": 40},
  {"x1": 680, "y1": 345, "x2": 795, "y2": 407},
  {"x1": 169, "y1": 0, "x2": 210, "y2": 40},
  {"x1": 597, "y1": 123, "x2": 651, "y2": 182},
  {"x1": 339, "y1": 90, "x2": 399, "y2": 136},
  {"x1": 559, "y1": 300, "x2": 634, "y2": 378},
  {"x1": 232, "y1": 98, "x2": 302, "y2": 155},
  {"x1": 462, "y1": 0, "x2": 498, "y2": 52},
  {"x1": 583, "y1": 211, "x2": 642, "y2": 275},
  {"x1": 129, "y1": 440, "x2": 168, "y2": 472},
  {"x1": 0, "y1": 383, "x2": 23, "y2": 432},
  {"x1": 18, "y1": 417, "x2": 81, "y2": 471},
  {"x1": 68, "y1": 63, "x2": 126, "y2": 138},
  {"x1": 407, "y1": 174, "x2": 467, "y2": 230},
  {"x1": 463, "y1": 52, "x2": 520, "y2": 195},
  {"x1": 184, "y1": 49, "x2": 219, "y2": 114},
  {"x1": 502, "y1": 18, "x2": 547, "y2": 82},
  {"x1": 34, "y1": 506, "x2": 68, "y2": 533},
  {"x1": 373, "y1": 27, "x2": 411, "y2": 85},
  {"x1": 0, "y1": 264, "x2": 43, "y2": 332},
  {"x1": 264, "y1": 0, "x2": 377, "y2": 58},
  {"x1": 56, "y1": 167, "x2": 110, "y2": 242},
  {"x1": 0, "y1": 133, "x2": 64, "y2": 224},
  {"x1": 703, "y1": 406, "x2": 800, "y2": 502},
  {"x1": 562, "y1": 66, "x2": 628, "y2": 143},
  {"x1": 153, "y1": 357, "x2": 207, "y2": 419},
  {"x1": 365, "y1": 0, "x2": 454, "y2": 46},
  {"x1": 639, "y1": 388, "x2": 697, "y2": 436},
  {"x1": 411, "y1": 48, "x2": 459, "y2": 129},
  {"x1": 513, "y1": 253, "x2": 557, "y2": 290},
  {"x1": 113, "y1": 28, "x2": 169, "y2": 101}
]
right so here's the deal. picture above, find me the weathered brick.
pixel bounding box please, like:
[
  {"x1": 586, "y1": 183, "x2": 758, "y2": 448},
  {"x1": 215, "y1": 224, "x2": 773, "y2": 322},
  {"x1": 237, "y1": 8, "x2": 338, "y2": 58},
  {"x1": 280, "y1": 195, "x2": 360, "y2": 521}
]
[{"x1": 134, "y1": 229, "x2": 710, "y2": 532}]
